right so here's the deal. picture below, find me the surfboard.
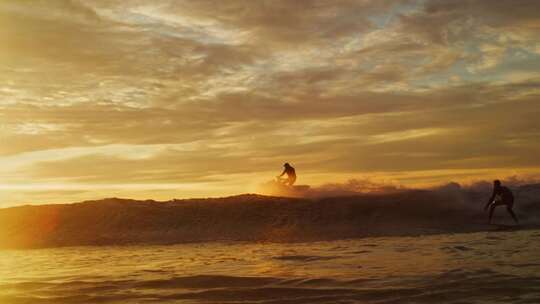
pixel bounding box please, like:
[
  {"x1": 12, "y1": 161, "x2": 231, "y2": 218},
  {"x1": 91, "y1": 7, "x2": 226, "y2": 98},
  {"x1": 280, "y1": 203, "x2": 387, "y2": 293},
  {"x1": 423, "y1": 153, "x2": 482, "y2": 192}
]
[{"x1": 488, "y1": 223, "x2": 521, "y2": 231}]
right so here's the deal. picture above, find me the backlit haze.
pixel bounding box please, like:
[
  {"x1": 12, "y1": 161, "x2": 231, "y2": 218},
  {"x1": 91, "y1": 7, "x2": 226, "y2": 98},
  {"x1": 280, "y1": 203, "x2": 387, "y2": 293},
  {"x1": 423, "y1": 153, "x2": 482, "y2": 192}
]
[{"x1": 1, "y1": 0, "x2": 539, "y2": 206}]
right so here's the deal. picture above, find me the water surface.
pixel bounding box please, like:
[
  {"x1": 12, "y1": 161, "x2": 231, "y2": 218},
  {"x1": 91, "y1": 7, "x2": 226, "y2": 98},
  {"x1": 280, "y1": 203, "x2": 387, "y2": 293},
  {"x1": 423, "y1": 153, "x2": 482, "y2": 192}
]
[{"x1": 1, "y1": 229, "x2": 539, "y2": 303}]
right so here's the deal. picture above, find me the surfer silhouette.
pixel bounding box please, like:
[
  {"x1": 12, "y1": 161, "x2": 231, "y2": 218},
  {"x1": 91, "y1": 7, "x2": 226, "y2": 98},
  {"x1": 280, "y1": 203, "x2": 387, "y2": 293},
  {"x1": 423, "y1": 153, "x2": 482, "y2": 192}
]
[
  {"x1": 484, "y1": 180, "x2": 519, "y2": 224},
  {"x1": 277, "y1": 163, "x2": 296, "y2": 186}
]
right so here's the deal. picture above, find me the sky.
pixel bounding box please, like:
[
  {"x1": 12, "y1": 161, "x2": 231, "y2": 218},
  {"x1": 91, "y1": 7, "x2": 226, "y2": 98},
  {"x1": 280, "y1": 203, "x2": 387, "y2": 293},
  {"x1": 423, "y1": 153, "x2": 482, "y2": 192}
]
[{"x1": 1, "y1": 0, "x2": 539, "y2": 206}]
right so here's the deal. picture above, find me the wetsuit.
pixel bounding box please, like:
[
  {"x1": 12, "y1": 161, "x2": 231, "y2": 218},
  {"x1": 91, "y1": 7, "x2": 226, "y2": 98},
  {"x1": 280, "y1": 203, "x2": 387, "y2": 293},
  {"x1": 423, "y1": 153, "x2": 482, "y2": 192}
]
[
  {"x1": 280, "y1": 166, "x2": 296, "y2": 186},
  {"x1": 488, "y1": 186, "x2": 514, "y2": 207},
  {"x1": 486, "y1": 185, "x2": 518, "y2": 224}
]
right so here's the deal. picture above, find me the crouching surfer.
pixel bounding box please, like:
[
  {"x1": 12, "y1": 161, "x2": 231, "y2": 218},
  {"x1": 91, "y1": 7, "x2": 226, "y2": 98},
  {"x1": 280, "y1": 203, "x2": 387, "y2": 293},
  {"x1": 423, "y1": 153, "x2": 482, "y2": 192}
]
[
  {"x1": 484, "y1": 180, "x2": 519, "y2": 224},
  {"x1": 277, "y1": 163, "x2": 296, "y2": 186}
]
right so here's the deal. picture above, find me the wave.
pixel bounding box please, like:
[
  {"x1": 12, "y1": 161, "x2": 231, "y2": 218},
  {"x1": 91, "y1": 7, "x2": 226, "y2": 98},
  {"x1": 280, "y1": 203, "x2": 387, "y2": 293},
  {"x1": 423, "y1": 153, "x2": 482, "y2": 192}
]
[{"x1": 1, "y1": 183, "x2": 540, "y2": 249}]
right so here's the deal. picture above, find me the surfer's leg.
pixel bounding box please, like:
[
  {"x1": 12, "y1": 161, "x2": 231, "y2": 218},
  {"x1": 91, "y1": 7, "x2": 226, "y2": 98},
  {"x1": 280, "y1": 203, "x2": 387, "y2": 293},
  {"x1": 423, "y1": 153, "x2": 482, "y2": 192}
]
[
  {"x1": 506, "y1": 205, "x2": 519, "y2": 224},
  {"x1": 488, "y1": 203, "x2": 496, "y2": 224},
  {"x1": 289, "y1": 176, "x2": 296, "y2": 186},
  {"x1": 488, "y1": 201, "x2": 504, "y2": 224}
]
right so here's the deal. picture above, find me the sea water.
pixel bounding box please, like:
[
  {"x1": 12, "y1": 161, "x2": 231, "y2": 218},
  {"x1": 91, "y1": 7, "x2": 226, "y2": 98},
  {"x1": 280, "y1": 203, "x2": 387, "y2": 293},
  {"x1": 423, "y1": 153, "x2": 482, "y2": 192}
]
[{"x1": 1, "y1": 229, "x2": 539, "y2": 303}]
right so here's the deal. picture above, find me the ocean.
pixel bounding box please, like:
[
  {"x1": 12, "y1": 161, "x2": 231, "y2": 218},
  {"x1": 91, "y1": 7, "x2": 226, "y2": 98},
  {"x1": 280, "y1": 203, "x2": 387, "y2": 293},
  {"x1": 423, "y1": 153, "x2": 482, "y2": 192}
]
[{"x1": 1, "y1": 229, "x2": 539, "y2": 303}]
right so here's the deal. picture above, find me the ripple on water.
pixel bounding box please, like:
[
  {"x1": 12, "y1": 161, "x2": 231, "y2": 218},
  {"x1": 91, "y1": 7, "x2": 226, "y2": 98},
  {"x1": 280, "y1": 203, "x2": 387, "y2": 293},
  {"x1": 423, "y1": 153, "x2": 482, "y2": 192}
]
[
  {"x1": 1, "y1": 229, "x2": 539, "y2": 303},
  {"x1": 272, "y1": 255, "x2": 342, "y2": 262}
]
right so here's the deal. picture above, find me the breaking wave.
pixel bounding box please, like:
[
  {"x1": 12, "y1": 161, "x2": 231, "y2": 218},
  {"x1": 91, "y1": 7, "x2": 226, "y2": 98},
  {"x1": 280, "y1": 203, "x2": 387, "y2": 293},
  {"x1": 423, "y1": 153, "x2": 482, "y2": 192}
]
[{"x1": 1, "y1": 182, "x2": 539, "y2": 248}]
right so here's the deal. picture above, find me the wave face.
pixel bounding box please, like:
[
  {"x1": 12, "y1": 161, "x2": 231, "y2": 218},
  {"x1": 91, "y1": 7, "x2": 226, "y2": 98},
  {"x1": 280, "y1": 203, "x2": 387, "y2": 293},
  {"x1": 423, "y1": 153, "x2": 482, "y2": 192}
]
[
  {"x1": 1, "y1": 230, "x2": 540, "y2": 303},
  {"x1": 1, "y1": 184, "x2": 540, "y2": 248}
]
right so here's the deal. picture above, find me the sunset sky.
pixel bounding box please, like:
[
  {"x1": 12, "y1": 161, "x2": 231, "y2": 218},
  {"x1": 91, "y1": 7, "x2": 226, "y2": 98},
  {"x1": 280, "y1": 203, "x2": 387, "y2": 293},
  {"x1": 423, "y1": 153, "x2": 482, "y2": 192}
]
[{"x1": 1, "y1": 0, "x2": 539, "y2": 206}]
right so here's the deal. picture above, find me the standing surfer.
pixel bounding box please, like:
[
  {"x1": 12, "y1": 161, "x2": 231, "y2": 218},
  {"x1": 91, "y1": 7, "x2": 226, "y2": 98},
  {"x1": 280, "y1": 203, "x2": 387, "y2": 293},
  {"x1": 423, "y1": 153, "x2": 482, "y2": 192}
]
[{"x1": 484, "y1": 180, "x2": 519, "y2": 224}]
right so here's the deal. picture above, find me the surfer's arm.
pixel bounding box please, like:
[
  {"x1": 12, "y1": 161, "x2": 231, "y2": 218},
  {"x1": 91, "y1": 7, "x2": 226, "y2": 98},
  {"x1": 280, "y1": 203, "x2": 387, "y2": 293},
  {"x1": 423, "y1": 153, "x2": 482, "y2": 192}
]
[
  {"x1": 278, "y1": 169, "x2": 286, "y2": 177},
  {"x1": 484, "y1": 189, "x2": 496, "y2": 211}
]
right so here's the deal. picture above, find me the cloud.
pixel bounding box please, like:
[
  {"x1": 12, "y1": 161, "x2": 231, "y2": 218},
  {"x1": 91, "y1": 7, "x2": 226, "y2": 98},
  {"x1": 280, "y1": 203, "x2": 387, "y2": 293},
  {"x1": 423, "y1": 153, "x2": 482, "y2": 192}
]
[{"x1": 1, "y1": 0, "x2": 540, "y2": 205}]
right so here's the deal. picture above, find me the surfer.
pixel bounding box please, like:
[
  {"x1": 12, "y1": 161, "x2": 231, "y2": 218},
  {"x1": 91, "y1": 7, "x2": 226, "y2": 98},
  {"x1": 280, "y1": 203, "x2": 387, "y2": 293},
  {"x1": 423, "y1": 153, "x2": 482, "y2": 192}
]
[
  {"x1": 484, "y1": 180, "x2": 519, "y2": 224},
  {"x1": 277, "y1": 163, "x2": 296, "y2": 186}
]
